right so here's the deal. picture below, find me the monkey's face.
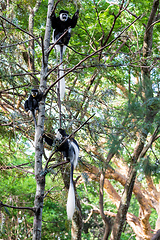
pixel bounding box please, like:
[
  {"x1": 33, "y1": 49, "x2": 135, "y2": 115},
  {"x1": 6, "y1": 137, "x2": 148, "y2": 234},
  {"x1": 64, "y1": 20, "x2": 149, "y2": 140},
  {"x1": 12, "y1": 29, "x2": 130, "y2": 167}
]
[
  {"x1": 31, "y1": 90, "x2": 38, "y2": 98},
  {"x1": 55, "y1": 130, "x2": 63, "y2": 140},
  {"x1": 60, "y1": 13, "x2": 68, "y2": 22},
  {"x1": 55, "y1": 129, "x2": 67, "y2": 140}
]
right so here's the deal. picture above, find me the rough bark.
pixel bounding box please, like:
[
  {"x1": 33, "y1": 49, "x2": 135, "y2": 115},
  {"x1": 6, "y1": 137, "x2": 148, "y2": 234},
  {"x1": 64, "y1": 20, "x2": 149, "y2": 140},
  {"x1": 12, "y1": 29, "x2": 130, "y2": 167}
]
[
  {"x1": 71, "y1": 195, "x2": 82, "y2": 240},
  {"x1": 109, "y1": 108, "x2": 157, "y2": 240},
  {"x1": 99, "y1": 172, "x2": 112, "y2": 239},
  {"x1": 109, "y1": 166, "x2": 137, "y2": 240},
  {"x1": 151, "y1": 230, "x2": 160, "y2": 240},
  {"x1": 141, "y1": 0, "x2": 159, "y2": 100},
  {"x1": 32, "y1": 1, "x2": 54, "y2": 239}
]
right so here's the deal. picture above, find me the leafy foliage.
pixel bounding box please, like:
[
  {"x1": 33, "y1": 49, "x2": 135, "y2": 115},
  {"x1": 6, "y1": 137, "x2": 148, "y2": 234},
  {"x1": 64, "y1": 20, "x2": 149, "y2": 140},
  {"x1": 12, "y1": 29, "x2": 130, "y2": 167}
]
[{"x1": 0, "y1": 0, "x2": 160, "y2": 239}]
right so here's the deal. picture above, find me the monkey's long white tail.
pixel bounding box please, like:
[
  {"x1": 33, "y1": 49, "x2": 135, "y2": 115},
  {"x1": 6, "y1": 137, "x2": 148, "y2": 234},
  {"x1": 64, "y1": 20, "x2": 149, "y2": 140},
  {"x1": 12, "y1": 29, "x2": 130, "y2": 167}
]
[
  {"x1": 58, "y1": 45, "x2": 66, "y2": 100},
  {"x1": 70, "y1": 141, "x2": 79, "y2": 169},
  {"x1": 52, "y1": 30, "x2": 66, "y2": 100},
  {"x1": 67, "y1": 163, "x2": 75, "y2": 220},
  {"x1": 29, "y1": 110, "x2": 37, "y2": 130},
  {"x1": 59, "y1": 61, "x2": 65, "y2": 100}
]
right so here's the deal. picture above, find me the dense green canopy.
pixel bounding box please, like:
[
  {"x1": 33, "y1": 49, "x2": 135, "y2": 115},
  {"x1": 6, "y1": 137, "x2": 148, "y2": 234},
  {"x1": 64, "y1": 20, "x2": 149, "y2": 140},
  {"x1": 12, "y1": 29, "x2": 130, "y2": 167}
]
[{"x1": 0, "y1": 0, "x2": 160, "y2": 239}]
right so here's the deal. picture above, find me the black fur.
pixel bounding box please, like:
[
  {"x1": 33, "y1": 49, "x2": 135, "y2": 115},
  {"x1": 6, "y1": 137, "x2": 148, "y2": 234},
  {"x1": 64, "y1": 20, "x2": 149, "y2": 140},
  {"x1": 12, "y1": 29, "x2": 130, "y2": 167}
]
[
  {"x1": 43, "y1": 128, "x2": 79, "y2": 219},
  {"x1": 24, "y1": 89, "x2": 42, "y2": 128},
  {"x1": 50, "y1": 9, "x2": 79, "y2": 45},
  {"x1": 43, "y1": 129, "x2": 79, "y2": 160}
]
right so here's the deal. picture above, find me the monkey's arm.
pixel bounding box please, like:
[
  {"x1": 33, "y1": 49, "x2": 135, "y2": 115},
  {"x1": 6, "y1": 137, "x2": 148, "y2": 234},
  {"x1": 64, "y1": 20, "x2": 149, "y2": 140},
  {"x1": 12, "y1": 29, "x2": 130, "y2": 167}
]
[
  {"x1": 27, "y1": 95, "x2": 33, "y2": 110},
  {"x1": 50, "y1": 12, "x2": 58, "y2": 29},
  {"x1": 70, "y1": 10, "x2": 79, "y2": 28},
  {"x1": 50, "y1": 0, "x2": 60, "y2": 20},
  {"x1": 36, "y1": 93, "x2": 43, "y2": 102},
  {"x1": 24, "y1": 100, "x2": 29, "y2": 112},
  {"x1": 43, "y1": 134, "x2": 54, "y2": 146}
]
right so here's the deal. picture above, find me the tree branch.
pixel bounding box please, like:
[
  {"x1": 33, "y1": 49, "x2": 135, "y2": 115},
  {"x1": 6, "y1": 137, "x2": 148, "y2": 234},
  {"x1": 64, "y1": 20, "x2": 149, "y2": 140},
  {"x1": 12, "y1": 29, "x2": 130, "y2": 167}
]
[
  {"x1": 0, "y1": 201, "x2": 35, "y2": 212},
  {"x1": 151, "y1": 229, "x2": 160, "y2": 240},
  {"x1": 50, "y1": 0, "x2": 60, "y2": 17},
  {"x1": 0, "y1": 15, "x2": 41, "y2": 46},
  {"x1": 139, "y1": 124, "x2": 160, "y2": 158},
  {"x1": 99, "y1": 172, "x2": 112, "y2": 239},
  {"x1": 0, "y1": 37, "x2": 41, "y2": 49}
]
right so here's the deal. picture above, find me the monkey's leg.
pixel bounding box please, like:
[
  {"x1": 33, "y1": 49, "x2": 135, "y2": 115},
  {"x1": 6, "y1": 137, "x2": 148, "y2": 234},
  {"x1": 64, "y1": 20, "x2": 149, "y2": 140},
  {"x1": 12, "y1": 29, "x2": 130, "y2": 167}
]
[
  {"x1": 32, "y1": 110, "x2": 37, "y2": 130},
  {"x1": 60, "y1": 45, "x2": 63, "y2": 63}
]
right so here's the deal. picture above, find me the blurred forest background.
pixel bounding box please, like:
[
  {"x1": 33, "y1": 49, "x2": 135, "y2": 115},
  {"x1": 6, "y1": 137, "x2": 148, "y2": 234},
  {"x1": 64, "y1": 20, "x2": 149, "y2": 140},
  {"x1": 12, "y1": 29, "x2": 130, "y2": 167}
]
[{"x1": 0, "y1": 0, "x2": 160, "y2": 239}]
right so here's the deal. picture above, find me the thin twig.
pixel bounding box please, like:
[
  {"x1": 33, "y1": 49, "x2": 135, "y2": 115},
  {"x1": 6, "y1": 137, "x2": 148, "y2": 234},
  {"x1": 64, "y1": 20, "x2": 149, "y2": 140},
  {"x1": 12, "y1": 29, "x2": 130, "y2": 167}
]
[
  {"x1": 146, "y1": 19, "x2": 160, "y2": 33},
  {"x1": 0, "y1": 121, "x2": 13, "y2": 127},
  {"x1": 0, "y1": 201, "x2": 35, "y2": 212},
  {"x1": 139, "y1": 124, "x2": 160, "y2": 159},
  {"x1": 44, "y1": 187, "x2": 55, "y2": 198},
  {"x1": 0, "y1": 72, "x2": 39, "y2": 79},
  {"x1": 50, "y1": 0, "x2": 60, "y2": 17},
  {"x1": 0, "y1": 15, "x2": 41, "y2": 46},
  {"x1": 66, "y1": 45, "x2": 89, "y2": 56},
  {"x1": 48, "y1": 160, "x2": 70, "y2": 169},
  {"x1": 0, "y1": 84, "x2": 30, "y2": 93},
  {"x1": 10, "y1": 163, "x2": 34, "y2": 175},
  {"x1": 0, "y1": 162, "x2": 33, "y2": 170},
  {"x1": 45, "y1": 61, "x2": 64, "y2": 78},
  {"x1": 0, "y1": 37, "x2": 41, "y2": 48},
  {"x1": 15, "y1": 63, "x2": 40, "y2": 83}
]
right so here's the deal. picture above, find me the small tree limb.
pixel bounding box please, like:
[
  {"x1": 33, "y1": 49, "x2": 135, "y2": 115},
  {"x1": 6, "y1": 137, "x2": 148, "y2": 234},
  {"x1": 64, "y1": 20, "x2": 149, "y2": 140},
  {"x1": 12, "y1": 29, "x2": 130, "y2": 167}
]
[
  {"x1": 50, "y1": 0, "x2": 60, "y2": 17},
  {"x1": 0, "y1": 15, "x2": 41, "y2": 46},
  {"x1": 0, "y1": 201, "x2": 35, "y2": 212}
]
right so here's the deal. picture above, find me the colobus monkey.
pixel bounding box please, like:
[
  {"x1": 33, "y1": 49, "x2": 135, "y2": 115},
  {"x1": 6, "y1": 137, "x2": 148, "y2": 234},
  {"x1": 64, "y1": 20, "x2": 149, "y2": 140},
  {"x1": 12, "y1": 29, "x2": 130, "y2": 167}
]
[
  {"x1": 24, "y1": 89, "x2": 42, "y2": 129},
  {"x1": 51, "y1": 9, "x2": 79, "y2": 46},
  {"x1": 50, "y1": 9, "x2": 79, "y2": 99},
  {"x1": 43, "y1": 129, "x2": 79, "y2": 219}
]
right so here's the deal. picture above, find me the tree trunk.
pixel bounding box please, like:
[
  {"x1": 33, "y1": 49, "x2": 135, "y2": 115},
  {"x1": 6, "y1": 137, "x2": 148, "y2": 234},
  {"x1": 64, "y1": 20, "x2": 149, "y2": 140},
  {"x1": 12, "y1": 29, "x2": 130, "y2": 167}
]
[
  {"x1": 151, "y1": 230, "x2": 160, "y2": 240},
  {"x1": 141, "y1": 0, "x2": 159, "y2": 100},
  {"x1": 110, "y1": 167, "x2": 137, "y2": 240},
  {"x1": 71, "y1": 196, "x2": 82, "y2": 240},
  {"x1": 99, "y1": 172, "x2": 112, "y2": 239},
  {"x1": 32, "y1": 0, "x2": 54, "y2": 239}
]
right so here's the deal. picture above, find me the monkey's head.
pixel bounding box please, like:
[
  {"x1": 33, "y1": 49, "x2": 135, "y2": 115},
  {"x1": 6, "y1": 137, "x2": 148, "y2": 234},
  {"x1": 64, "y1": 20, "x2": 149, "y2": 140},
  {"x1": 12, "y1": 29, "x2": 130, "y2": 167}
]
[
  {"x1": 31, "y1": 89, "x2": 38, "y2": 98},
  {"x1": 55, "y1": 128, "x2": 68, "y2": 140},
  {"x1": 59, "y1": 10, "x2": 69, "y2": 22}
]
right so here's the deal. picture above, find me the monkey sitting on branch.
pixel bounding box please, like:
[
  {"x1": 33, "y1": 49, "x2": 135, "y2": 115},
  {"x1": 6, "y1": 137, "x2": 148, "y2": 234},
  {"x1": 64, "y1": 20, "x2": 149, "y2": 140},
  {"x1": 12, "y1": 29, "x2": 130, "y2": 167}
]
[
  {"x1": 43, "y1": 128, "x2": 79, "y2": 219},
  {"x1": 24, "y1": 89, "x2": 43, "y2": 129},
  {"x1": 50, "y1": 8, "x2": 79, "y2": 100}
]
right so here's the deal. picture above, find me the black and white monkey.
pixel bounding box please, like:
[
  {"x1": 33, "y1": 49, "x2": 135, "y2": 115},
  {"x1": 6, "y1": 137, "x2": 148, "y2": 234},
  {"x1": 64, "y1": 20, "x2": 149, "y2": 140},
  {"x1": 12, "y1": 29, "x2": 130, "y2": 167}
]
[
  {"x1": 43, "y1": 129, "x2": 79, "y2": 219},
  {"x1": 24, "y1": 89, "x2": 42, "y2": 129},
  {"x1": 50, "y1": 9, "x2": 79, "y2": 99}
]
